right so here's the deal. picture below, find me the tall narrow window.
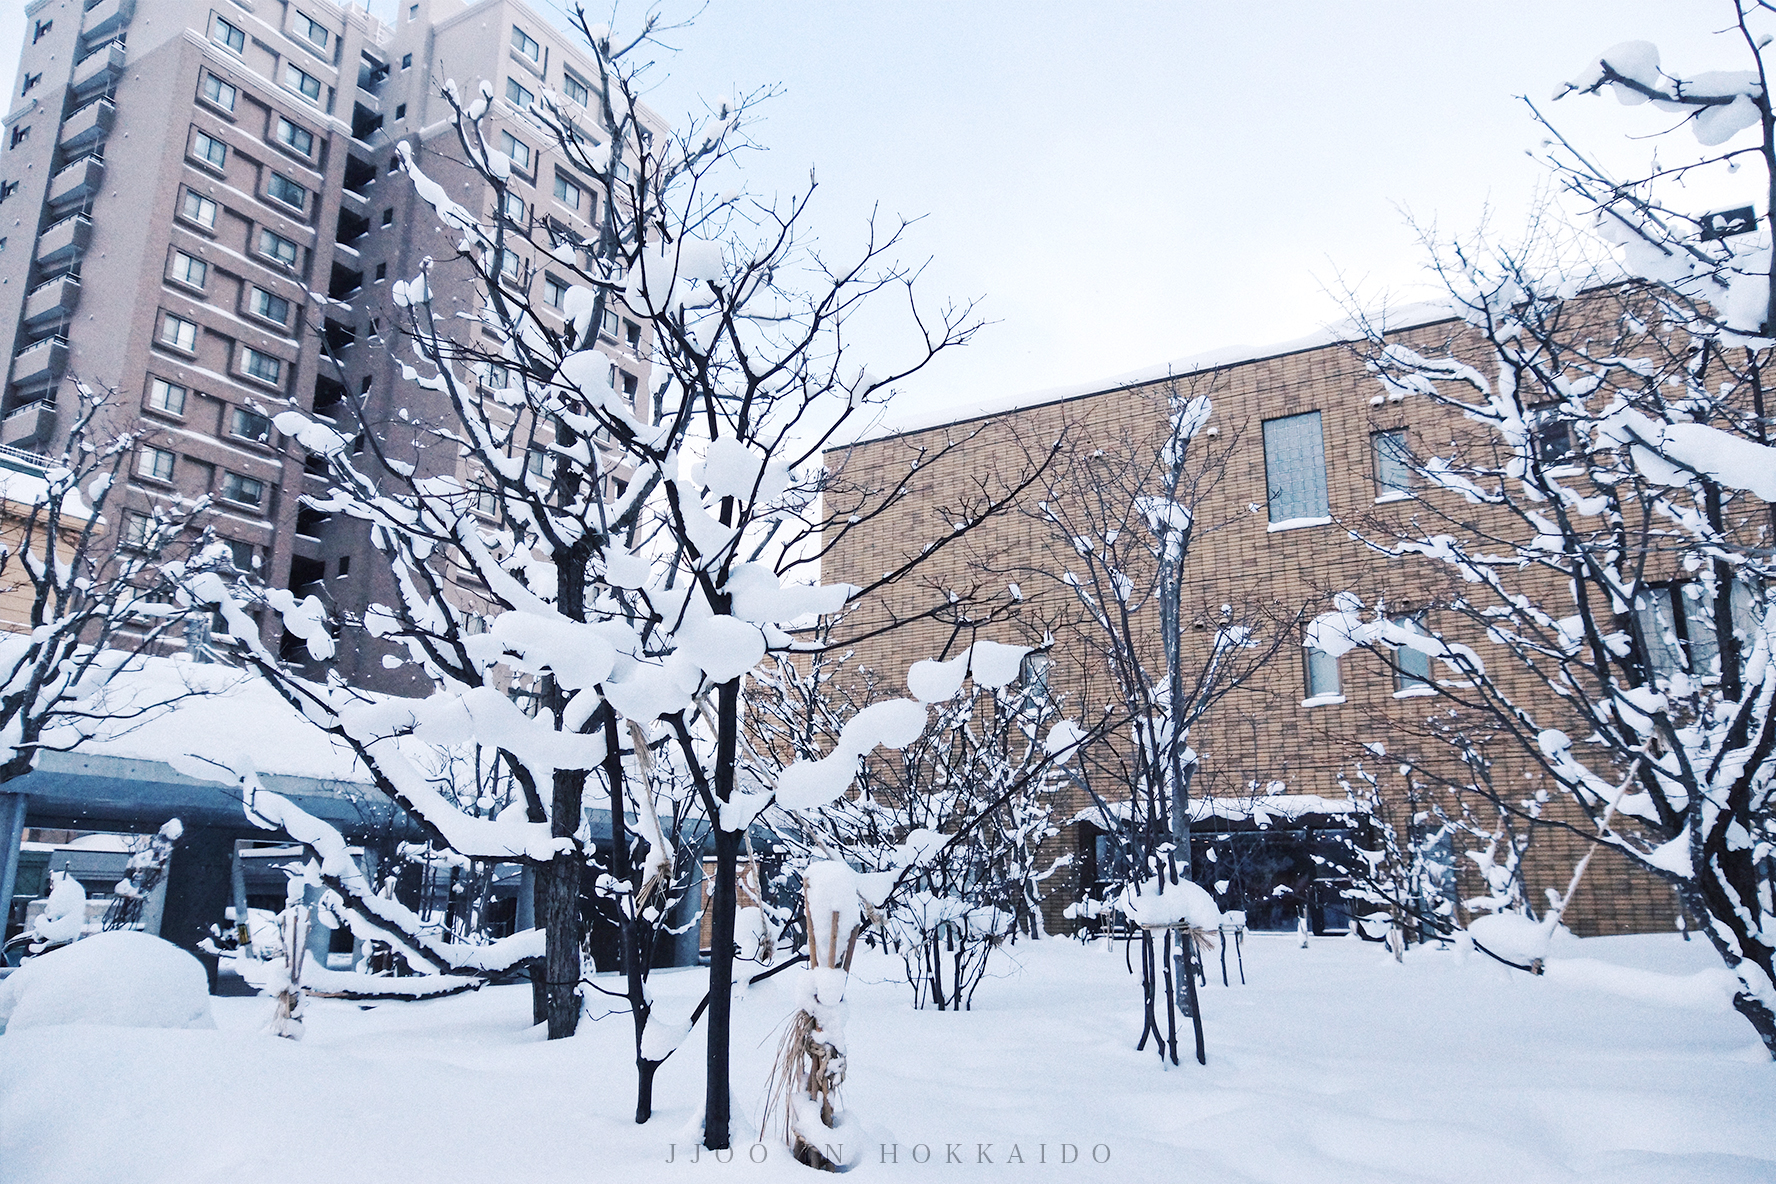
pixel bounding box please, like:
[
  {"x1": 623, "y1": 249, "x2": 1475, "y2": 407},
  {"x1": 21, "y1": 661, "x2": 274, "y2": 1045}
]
[
  {"x1": 1303, "y1": 646, "x2": 1341, "y2": 703},
  {"x1": 1373, "y1": 428, "x2": 1411, "y2": 497},
  {"x1": 1392, "y1": 616, "x2": 1432, "y2": 693},
  {"x1": 1530, "y1": 405, "x2": 1575, "y2": 464},
  {"x1": 1262, "y1": 410, "x2": 1329, "y2": 524}
]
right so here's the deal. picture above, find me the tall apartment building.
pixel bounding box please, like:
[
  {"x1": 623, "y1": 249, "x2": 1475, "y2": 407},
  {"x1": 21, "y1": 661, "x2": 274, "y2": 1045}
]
[{"x1": 0, "y1": 0, "x2": 653, "y2": 688}]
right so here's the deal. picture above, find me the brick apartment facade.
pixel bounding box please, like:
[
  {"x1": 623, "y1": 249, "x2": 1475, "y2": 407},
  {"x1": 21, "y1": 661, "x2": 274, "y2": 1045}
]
[
  {"x1": 824, "y1": 315, "x2": 1689, "y2": 940},
  {"x1": 0, "y1": 0, "x2": 653, "y2": 688}
]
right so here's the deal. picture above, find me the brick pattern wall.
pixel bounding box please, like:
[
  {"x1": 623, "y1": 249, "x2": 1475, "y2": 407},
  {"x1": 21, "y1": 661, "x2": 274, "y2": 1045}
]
[{"x1": 822, "y1": 318, "x2": 1685, "y2": 938}]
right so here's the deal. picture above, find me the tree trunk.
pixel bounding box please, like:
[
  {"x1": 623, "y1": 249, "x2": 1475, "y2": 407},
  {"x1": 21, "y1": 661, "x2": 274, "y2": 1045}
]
[
  {"x1": 542, "y1": 767, "x2": 586, "y2": 1040},
  {"x1": 704, "y1": 676, "x2": 742, "y2": 1150},
  {"x1": 704, "y1": 823, "x2": 739, "y2": 1147}
]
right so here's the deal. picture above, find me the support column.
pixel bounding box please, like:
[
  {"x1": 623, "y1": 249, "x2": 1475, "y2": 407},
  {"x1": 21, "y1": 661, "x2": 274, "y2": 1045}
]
[
  {"x1": 0, "y1": 793, "x2": 25, "y2": 947},
  {"x1": 160, "y1": 826, "x2": 235, "y2": 992}
]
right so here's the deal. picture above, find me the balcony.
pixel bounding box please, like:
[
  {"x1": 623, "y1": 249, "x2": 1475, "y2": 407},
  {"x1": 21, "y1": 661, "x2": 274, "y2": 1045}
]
[
  {"x1": 46, "y1": 154, "x2": 105, "y2": 209},
  {"x1": 80, "y1": 0, "x2": 136, "y2": 44},
  {"x1": 70, "y1": 39, "x2": 125, "y2": 99},
  {"x1": 22, "y1": 275, "x2": 81, "y2": 331},
  {"x1": 11, "y1": 338, "x2": 69, "y2": 388},
  {"x1": 58, "y1": 99, "x2": 115, "y2": 152},
  {"x1": 35, "y1": 214, "x2": 92, "y2": 269},
  {"x1": 0, "y1": 400, "x2": 57, "y2": 449}
]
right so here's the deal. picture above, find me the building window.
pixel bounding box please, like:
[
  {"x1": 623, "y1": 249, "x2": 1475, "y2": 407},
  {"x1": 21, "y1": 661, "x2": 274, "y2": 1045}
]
[
  {"x1": 191, "y1": 131, "x2": 228, "y2": 169},
  {"x1": 241, "y1": 348, "x2": 283, "y2": 385},
  {"x1": 381, "y1": 207, "x2": 394, "y2": 226},
  {"x1": 1262, "y1": 410, "x2": 1329, "y2": 524},
  {"x1": 248, "y1": 287, "x2": 290, "y2": 325},
  {"x1": 147, "y1": 377, "x2": 188, "y2": 416},
  {"x1": 501, "y1": 191, "x2": 525, "y2": 222},
  {"x1": 499, "y1": 249, "x2": 522, "y2": 280},
  {"x1": 553, "y1": 173, "x2": 582, "y2": 211},
  {"x1": 500, "y1": 131, "x2": 531, "y2": 171},
  {"x1": 258, "y1": 229, "x2": 299, "y2": 266},
  {"x1": 1303, "y1": 645, "x2": 1340, "y2": 702},
  {"x1": 506, "y1": 78, "x2": 534, "y2": 110},
  {"x1": 267, "y1": 173, "x2": 308, "y2": 211},
  {"x1": 359, "y1": 375, "x2": 374, "y2": 394},
  {"x1": 394, "y1": 102, "x2": 406, "y2": 120},
  {"x1": 168, "y1": 251, "x2": 208, "y2": 290},
  {"x1": 226, "y1": 538, "x2": 256, "y2": 572},
  {"x1": 214, "y1": 17, "x2": 245, "y2": 53},
  {"x1": 200, "y1": 73, "x2": 237, "y2": 112},
  {"x1": 1392, "y1": 616, "x2": 1432, "y2": 693},
  {"x1": 526, "y1": 447, "x2": 550, "y2": 479},
  {"x1": 1373, "y1": 428, "x2": 1411, "y2": 497},
  {"x1": 621, "y1": 372, "x2": 638, "y2": 398},
  {"x1": 230, "y1": 406, "x2": 272, "y2": 443},
  {"x1": 179, "y1": 189, "x2": 218, "y2": 230},
  {"x1": 337, "y1": 555, "x2": 351, "y2": 576},
  {"x1": 159, "y1": 314, "x2": 198, "y2": 353},
  {"x1": 8, "y1": 126, "x2": 28, "y2": 150},
  {"x1": 623, "y1": 318, "x2": 641, "y2": 347},
  {"x1": 402, "y1": 52, "x2": 413, "y2": 69},
  {"x1": 1529, "y1": 405, "x2": 1575, "y2": 465},
  {"x1": 33, "y1": 19, "x2": 53, "y2": 44},
  {"x1": 375, "y1": 262, "x2": 387, "y2": 281},
  {"x1": 1634, "y1": 583, "x2": 1730, "y2": 681},
  {"x1": 543, "y1": 275, "x2": 567, "y2": 308},
  {"x1": 511, "y1": 25, "x2": 541, "y2": 60},
  {"x1": 285, "y1": 65, "x2": 323, "y2": 103},
  {"x1": 122, "y1": 511, "x2": 155, "y2": 550},
  {"x1": 562, "y1": 72, "x2": 590, "y2": 107},
  {"x1": 408, "y1": 4, "x2": 418, "y2": 21},
  {"x1": 297, "y1": 12, "x2": 330, "y2": 47},
  {"x1": 276, "y1": 118, "x2": 315, "y2": 156},
  {"x1": 484, "y1": 364, "x2": 508, "y2": 389},
  {"x1": 21, "y1": 73, "x2": 42, "y2": 96},
  {"x1": 601, "y1": 308, "x2": 618, "y2": 338},
  {"x1": 220, "y1": 471, "x2": 266, "y2": 507},
  {"x1": 138, "y1": 446, "x2": 177, "y2": 482}
]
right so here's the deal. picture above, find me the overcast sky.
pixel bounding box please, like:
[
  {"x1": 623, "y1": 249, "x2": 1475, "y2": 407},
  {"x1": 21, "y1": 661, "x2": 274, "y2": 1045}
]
[{"x1": 2, "y1": 1, "x2": 1753, "y2": 422}]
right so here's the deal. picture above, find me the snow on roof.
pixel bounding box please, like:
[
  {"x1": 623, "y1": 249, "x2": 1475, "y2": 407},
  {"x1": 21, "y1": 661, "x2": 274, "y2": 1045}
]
[
  {"x1": 842, "y1": 301, "x2": 1458, "y2": 447},
  {"x1": 40, "y1": 657, "x2": 367, "y2": 784},
  {"x1": 1073, "y1": 793, "x2": 1355, "y2": 831}
]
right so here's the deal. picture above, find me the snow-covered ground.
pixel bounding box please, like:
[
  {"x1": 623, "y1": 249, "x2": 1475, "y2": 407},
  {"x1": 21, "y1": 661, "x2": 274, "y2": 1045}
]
[{"x1": 2, "y1": 932, "x2": 1771, "y2": 1182}]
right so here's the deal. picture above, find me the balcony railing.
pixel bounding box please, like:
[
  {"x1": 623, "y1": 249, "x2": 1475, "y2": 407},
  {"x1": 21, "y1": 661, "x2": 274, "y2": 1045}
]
[
  {"x1": 70, "y1": 39, "x2": 125, "y2": 98},
  {"x1": 22, "y1": 275, "x2": 80, "y2": 330},
  {"x1": 35, "y1": 214, "x2": 92, "y2": 268},
  {"x1": 47, "y1": 153, "x2": 105, "y2": 209},
  {"x1": 0, "y1": 401, "x2": 57, "y2": 449},
  {"x1": 80, "y1": 0, "x2": 135, "y2": 44},
  {"x1": 10, "y1": 338, "x2": 70, "y2": 387},
  {"x1": 58, "y1": 99, "x2": 115, "y2": 152}
]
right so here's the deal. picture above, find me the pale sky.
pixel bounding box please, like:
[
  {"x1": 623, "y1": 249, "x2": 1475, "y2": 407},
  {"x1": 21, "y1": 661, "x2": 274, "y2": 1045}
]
[{"x1": 2, "y1": 1, "x2": 1753, "y2": 423}]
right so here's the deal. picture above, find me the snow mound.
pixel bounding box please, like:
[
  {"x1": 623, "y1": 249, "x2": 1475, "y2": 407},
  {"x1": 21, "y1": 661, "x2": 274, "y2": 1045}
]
[
  {"x1": 1119, "y1": 876, "x2": 1221, "y2": 930},
  {"x1": 0, "y1": 931, "x2": 216, "y2": 1035},
  {"x1": 1468, "y1": 912, "x2": 1557, "y2": 965}
]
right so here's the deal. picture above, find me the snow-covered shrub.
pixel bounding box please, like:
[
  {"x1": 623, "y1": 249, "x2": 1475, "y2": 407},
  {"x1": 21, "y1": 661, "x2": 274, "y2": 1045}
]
[{"x1": 0, "y1": 931, "x2": 215, "y2": 1035}]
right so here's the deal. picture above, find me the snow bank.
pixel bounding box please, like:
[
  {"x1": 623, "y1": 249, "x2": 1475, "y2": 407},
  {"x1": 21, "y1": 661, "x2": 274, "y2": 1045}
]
[{"x1": 0, "y1": 932, "x2": 215, "y2": 1035}]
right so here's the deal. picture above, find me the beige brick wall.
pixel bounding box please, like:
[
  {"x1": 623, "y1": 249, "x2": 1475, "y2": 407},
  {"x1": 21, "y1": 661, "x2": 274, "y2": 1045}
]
[{"x1": 822, "y1": 317, "x2": 1685, "y2": 939}]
